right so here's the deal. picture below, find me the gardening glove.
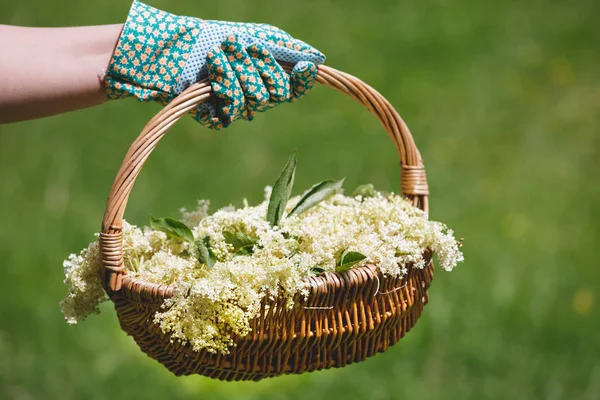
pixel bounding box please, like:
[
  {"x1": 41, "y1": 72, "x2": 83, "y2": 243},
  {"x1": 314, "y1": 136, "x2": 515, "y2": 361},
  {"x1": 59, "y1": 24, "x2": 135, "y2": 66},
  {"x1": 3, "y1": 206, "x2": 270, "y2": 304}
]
[{"x1": 104, "y1": 0, "x2": 325, "y2": 130}]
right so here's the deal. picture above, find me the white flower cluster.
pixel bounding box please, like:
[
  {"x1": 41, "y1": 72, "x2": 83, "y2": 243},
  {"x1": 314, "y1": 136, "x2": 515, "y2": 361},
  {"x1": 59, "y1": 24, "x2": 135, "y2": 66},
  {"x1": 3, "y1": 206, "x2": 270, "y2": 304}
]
[
  {"x1": 60, "y1": 189, "x2": 463, "y2": 354},
  {"x1": 60, "y1": 241, "x2": 106, "y2": 324}
]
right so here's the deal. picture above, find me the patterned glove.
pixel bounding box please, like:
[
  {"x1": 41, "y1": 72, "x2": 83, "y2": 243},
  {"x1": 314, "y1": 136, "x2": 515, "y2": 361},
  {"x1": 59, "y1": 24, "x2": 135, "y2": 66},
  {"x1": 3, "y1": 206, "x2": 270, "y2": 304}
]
[{"x1": 105, "y1": 0, "x2": 325, "y2": 129}]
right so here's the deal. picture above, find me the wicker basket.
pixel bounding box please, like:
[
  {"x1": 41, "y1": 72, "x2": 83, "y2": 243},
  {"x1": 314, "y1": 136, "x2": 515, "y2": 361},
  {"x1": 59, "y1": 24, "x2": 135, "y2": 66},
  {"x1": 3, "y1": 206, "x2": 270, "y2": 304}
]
[{"x1": 98, "y1": 64, "x2": 433, "y2": 381}]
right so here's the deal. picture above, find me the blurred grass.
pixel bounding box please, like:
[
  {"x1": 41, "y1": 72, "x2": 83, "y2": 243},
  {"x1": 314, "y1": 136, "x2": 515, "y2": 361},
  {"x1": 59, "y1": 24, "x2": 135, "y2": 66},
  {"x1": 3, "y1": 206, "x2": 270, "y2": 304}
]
[{"x1": 1, "y1": 0, "x2": 599, "y2": 398}]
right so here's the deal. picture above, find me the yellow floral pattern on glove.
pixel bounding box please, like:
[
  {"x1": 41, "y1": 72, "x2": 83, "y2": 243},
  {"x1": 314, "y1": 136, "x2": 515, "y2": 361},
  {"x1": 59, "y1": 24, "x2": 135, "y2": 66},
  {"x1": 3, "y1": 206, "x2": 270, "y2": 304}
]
[
  {"x1": 195, "y1": 36, "x2": 317, "y2": 129},
  {"x1": 105, "y1": 0, "x2": 201, "y2": 103}
]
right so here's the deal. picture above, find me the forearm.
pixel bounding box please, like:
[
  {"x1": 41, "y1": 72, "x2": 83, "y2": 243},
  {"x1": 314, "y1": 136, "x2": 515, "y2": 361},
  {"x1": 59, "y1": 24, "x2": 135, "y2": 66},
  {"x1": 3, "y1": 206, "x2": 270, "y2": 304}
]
[{"x1": 0, "y1": 24, "x2": 122, "y2": 123}]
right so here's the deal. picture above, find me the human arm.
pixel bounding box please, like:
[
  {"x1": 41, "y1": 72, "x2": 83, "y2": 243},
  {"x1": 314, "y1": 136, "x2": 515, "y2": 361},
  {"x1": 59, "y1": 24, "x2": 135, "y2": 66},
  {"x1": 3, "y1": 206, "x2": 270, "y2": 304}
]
[{"x1": 0, "y1": 24, "x2": 122, "y2": 123}]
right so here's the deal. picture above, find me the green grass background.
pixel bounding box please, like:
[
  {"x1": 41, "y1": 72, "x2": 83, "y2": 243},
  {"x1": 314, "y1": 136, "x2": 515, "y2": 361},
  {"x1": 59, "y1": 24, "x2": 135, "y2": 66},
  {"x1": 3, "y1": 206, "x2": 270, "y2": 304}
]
[{"x1": 1, "y1": 0, "x2": 599, "y2": 398}]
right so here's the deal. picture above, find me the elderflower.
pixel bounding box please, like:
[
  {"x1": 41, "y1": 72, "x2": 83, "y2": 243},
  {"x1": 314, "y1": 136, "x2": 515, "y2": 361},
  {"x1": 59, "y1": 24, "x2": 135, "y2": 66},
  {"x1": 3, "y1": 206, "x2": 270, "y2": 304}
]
[
  {"x1": 59, "y1": 241, "x2": 106, "y2": 324},
  {"x1": 60, "y1": 187, "x2": 463, "y2": 354}
]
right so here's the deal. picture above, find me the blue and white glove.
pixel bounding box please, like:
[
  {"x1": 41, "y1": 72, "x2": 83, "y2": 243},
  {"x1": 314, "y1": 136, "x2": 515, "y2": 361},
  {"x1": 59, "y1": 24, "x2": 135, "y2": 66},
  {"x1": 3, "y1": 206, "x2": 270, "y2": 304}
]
[{"x1": 105, "y1": 0, "x2": 326, "y2": 129}]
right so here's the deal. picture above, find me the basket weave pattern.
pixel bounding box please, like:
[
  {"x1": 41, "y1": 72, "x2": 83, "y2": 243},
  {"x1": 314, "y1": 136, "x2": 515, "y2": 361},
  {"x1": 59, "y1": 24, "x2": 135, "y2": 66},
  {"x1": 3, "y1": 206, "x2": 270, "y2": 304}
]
[{"x1": 99, "y1": 65, "x2": 433, "y2": 381}]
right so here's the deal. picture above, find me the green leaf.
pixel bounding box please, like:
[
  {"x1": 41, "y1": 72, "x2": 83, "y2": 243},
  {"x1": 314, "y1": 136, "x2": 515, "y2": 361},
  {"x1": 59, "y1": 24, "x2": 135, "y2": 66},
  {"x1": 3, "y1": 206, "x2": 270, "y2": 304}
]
[
  {"x1": 267, "y1": 152, "x2": 297, "y2": 227},
  {"x1": 196, "y1": 236, "x2": 216, "y2": 268},
  {"x1": 282, "y1": 232, "x2": 303, "y2": 243},
  {"x1": 223, "y1": 230, "x2": 257, "y2": 250},
  {"x1": 336, "y1": 248, "x2": 367, "y2": 272},
  {"x1": 288, "y1": 178, "x2": 345, "y2": 217},
  {"x1": 179, "y1": 250, "x2": 191, "y2": 257},
  {"x1": 352, "y1": 183, "x2": 376, "y2": 198},
  {"x1": 150, "y1": 216, "x2": 194, "y2": 243},
  {"x1": 234, "y1": 244, "x2": 255, "y2": 256},
  {"x1": 311, "y1": 267, "x2": 325, "y2": 276}
]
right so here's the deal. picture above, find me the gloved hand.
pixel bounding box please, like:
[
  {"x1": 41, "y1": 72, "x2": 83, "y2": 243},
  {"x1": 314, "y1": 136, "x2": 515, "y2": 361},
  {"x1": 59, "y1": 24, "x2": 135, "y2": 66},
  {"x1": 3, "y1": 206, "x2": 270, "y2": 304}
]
[{"x1": 104, "y1": 0, "x2": 325, "y2": 130}]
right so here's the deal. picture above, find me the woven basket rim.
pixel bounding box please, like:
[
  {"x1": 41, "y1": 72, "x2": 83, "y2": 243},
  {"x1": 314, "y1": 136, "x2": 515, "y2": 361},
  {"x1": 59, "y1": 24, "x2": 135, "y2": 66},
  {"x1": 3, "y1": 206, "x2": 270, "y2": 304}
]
[{"x1": 109, "y1": 250, "x2": 432, "y2": 305}]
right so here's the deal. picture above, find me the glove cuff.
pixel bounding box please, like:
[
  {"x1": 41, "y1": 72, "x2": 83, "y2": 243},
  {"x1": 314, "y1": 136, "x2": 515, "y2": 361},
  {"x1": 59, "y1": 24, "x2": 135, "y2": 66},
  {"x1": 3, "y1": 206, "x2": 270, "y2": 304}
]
[{"x1": 104, "y1": 0, "x2": 202, "y2": 103}]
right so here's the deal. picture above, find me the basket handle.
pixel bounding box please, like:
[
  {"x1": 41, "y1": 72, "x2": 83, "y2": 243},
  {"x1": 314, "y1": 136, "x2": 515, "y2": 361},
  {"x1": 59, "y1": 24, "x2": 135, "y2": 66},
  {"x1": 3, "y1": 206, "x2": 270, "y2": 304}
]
[{"x1": 99, "y1": 64, "x2": 429, "y2": 291}]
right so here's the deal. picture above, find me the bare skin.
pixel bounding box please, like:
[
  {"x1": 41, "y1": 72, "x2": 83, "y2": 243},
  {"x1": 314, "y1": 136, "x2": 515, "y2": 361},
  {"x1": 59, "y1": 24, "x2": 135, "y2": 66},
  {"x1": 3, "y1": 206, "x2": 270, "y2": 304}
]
[{"x1": 0, "y1": 24, "x2": 123, "y2": 123}]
